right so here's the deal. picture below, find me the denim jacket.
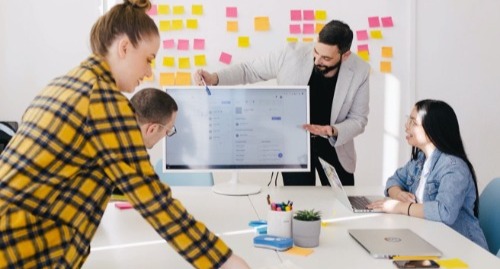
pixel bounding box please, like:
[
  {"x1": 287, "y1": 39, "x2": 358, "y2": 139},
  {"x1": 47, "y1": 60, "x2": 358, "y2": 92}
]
[{"x1": 385, "y1": 149, "x2": 488, "y2": 250}]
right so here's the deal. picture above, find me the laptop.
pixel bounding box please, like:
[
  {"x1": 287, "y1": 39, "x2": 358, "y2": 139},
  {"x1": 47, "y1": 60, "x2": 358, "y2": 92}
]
[
  {"x1": 318, "y1": 157, "x2": 383, "y2": 213},
  {"x1": 348, "y1": 229, "x2": 442, "y2": 259}
]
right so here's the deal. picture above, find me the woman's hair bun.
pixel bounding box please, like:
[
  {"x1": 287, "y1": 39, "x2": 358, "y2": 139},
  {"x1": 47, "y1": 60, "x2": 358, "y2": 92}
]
[{"x1": 125, "y1": 0, "x2": 151, "y2": 11}]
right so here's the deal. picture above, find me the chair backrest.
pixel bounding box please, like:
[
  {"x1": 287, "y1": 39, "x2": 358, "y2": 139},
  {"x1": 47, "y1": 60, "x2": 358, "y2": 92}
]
[
  {"x1": 154, "y1": 159, "x2": 214, "y2": 186},
  {"x1": 479, "y1": 177, "x2": 500, "y2": 255}
]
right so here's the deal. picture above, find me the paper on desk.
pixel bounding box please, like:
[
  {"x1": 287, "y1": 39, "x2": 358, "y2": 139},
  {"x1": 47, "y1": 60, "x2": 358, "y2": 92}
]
[
  {"x1": 257, "y1": 260, "x2": 303, "y2": 269},
  {"x1": 435, "y1": 258, "x2": 469, "y2": 268}
]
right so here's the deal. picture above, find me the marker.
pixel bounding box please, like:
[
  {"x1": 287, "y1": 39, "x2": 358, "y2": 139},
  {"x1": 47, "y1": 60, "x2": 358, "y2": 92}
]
[
  {"x1": 267, "y1": 194, "x2": 271, "y2": 205},
  {"x1": 200, "y1": 76, "x2": 211, "y2": 95}
]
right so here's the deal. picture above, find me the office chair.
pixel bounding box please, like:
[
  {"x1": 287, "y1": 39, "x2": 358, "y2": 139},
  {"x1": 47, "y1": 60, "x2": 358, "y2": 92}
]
[
  {"x1": 478, "y1": 177, "x2": 500, "y2": 255},
  {"x1": 154, "y1": 159, "x2": 214, "y2": 186}
]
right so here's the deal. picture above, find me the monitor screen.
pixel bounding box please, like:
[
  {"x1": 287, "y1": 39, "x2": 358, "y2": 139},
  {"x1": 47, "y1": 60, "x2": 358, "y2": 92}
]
[{"x1": 163, "y1": 86, "x2": 310, "y2": 172}]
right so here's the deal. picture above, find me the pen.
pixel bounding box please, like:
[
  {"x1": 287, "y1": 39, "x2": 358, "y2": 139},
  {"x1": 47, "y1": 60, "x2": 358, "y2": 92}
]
[
  {"x1": 200, "y1": 76, "x2": 211, "y2": 95},
  {"x1": 267, "y1": 194, "x2": 271, "y2": 205}
]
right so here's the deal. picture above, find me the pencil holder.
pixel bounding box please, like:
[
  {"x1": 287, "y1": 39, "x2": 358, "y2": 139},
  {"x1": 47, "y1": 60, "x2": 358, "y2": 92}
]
[{"x1": 267, "y1": 209, "x2": 293, "y2": 238}]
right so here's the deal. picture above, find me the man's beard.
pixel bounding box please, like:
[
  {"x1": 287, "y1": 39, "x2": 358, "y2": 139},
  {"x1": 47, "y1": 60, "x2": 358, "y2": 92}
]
[{"x1": 313, "y1": 60, "x2": 341, "y2": 77}]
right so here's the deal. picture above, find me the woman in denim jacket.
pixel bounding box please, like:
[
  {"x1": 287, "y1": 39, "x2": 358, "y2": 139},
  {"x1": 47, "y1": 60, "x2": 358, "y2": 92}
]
[{"x1": 368, "y1": 99, "x2": 488, "y2": 249}]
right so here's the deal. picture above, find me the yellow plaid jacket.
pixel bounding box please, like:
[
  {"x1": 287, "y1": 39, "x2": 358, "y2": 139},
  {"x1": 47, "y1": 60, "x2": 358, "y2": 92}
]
[{"x1": 0, "y1": 56, "x2": 231, "y2": 268}]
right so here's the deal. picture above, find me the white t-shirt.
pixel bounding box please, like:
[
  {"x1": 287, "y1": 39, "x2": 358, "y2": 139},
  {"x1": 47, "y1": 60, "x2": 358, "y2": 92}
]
[{"x1": 415, "y1": 149, "x2": 435, "y2": 203}]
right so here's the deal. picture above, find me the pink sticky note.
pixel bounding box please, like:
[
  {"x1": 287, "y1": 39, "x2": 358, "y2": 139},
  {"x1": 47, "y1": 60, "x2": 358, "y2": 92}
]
[
  {"x1": 219, "y1": 52, "x2": 232, "y2": 64},
  {"x1": 290, "y1": 10, "x2": 302, "y2": 21},
  {"x1": 115, "y1": 202, "x2": 133, "y2": 210},
  {"x1": 146, "y1": 4, "x2": 157, "y2": 16},
  {"x1": 368, "y1": 16, "x2": 380, "y2": 28},
  {"x1": 193, "y1": 38, "x2": 205, "y2": 50},
  {"x1": 357, "y1": 44, "x2": 369, "y2": 52},
  {"x1": 302, "y1": 23, "x2": 314, "y2": 34},
  {"x1": 289, "y1": 24, "x2": 301, "y2": 34},
  {"x1": 303, "y1": 10, "x2": 315, "y2": 21},
  {"x1": 381, "y1": 16, "x2": 394, "y2": 27},
  {"x1": 226, "y1": 7, "x2": 237, "y2": 18},
  {"x1": 356, "y1": 30, "x2": 369, "y2": 41},
  {"x1": 163, "y1": 39, "x2": 175, "y2": 49},
  {"x1": 177, "y1": 39, "x2": 189, "y2": 50}
]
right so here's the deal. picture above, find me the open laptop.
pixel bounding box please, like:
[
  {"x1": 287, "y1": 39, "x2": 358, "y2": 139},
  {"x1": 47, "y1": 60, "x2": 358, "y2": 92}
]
[
  {"x1": 348, "y1": 229, "x2": 442, "y2": 259},
  {"x1": 318, "y1": 157, "x2": 383, "y2": 213}
]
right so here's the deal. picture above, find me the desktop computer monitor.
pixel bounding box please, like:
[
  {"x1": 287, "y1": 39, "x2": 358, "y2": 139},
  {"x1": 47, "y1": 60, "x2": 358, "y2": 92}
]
[
  {"x1": 0, "y1": 121, "x2": 18, "y2": 154},
  {"x1": 163, "y1": 86, "x2": 310, "y2": 195}
]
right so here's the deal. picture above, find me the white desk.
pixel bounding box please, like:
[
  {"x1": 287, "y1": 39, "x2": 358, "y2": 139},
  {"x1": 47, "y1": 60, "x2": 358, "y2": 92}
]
[{"x1": 84, "y1": 186, "x2": 499, "y2": 269}]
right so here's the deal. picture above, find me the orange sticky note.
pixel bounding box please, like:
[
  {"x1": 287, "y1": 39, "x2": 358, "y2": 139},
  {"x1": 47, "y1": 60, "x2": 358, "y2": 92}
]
[
  {"x1": 370, "y1": 30, "x2": 383, "y2": 39},
  {"x1": 194, "y1": 55, "x2": 206, "y2": 66},
  {"x1": 175, "y1": 72, "x2": 191, "y2": 85},
  {"x1": 163, "y1": 57, "x2": 175, "y2": 67},
  {"x1": 315, "y1": 10, "x2": 327, "y2": 20},
  {"x1": 159, "y1": 20, "x2": 171, "y2": 32},
  {"x1": 285, "y1": 246, "x2": 314, "y2": 256},
  {"x1": 186, "y1": 19, "x2": 198, "y2": 29},
  {"x1": 172, "y1": 5, "x2": 184, "y2": 15},
  {"x1": 254, "y1": 17, "x2": 270, "y2": 31},
  {"x1": 315, "y1": 23, "x2": 324, "y2": 33},
  {"x1": 380, "y1": 61, "x2": 392, "y2": 73},
  {"x1": 358, "y1": 51, "x2": 370, "y2": 61},
  {"x1": 192, "y1": 4, "x2": 203, "y2": 15},
  {"x1": 178, "y1": 57, "x2": 190, "y2": 69},
  {"x1": 160, "y1": 73, "x2": 175, "y2": 86},
  {"x1": 382, "y1": 46, "x2": 393, "y2": 58},
  {"x1": 303, "y1": 37, "x2": 314, "y2": 43},
  {"x1": 158, "y1": 4, "x2": 170, "y2": 15},
  {"x1": 286, "y1": 37, "x2": 298, "y2": 43},
  {"x1": 227, "y1": 21, "x2": 238, "y2": 32},
  {"x1": 143, "y1": 74, "x2": 154, "y2": 82},
  {"x1": 238, "y1": 36, "x2": 250, "y2": 48},
  {"x1": 172, "y1": 19, "x2": 184, "y2": 30}
]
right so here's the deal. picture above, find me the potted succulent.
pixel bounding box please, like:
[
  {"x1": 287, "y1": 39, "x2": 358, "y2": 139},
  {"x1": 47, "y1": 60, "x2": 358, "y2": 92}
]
[{"x1": 292, "y1": 209, "x2": 322, "y2": 248}]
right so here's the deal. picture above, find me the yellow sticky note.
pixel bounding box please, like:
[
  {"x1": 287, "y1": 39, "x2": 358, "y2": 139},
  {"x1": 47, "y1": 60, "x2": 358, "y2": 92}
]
[
  {"x1": 194, "y1": 55, "x2": 206, "y2": 66},
  {"x1": 238, "y1": 36, "x2": 250, "y2": 48},
  {"x1": 227, "y1": 21, "x2": 238, "y2": 32},
  {"x1": 380, "y1": 61, "x2": 392, "y2": 73},
  {"x1": 150, "y1": 59, "x2": 155, "y2": 68},
  {"x1": 358, "y1": 51, "x2": 370, "y2": 61},
  {"x1": 436, "y1": 258, "x2": 469, "y2": 268},
  {"x1": 370, "y1": 30, "x2": 383, "y2": 39},
  {"x1": 158, "y1": 4, "x2": 170, "y2": 15},
  {"x1": 159, "y1": 20, "x2": 171, "y2": 32},
  {"x1": 178, "y1": 57, "x2": 190, "y2": 69},
  {"x1": 192, "y1": 4, "x2": 203, "y2": 15},
  {"x1": 254, "y1": 17, "x2": 270, "y2": 31},
  {"x1": 315, "y1": 23, "x2": 324, "y2": 33},
  {"x1": 303, "y1": 37, "x2": 314, "y2": 43},
  {"x1": 162, "y1": 57, "x2": 175, "y2": 67},
  {"x1": 315, "y1": 10, "x2": 327, "y2": 20},
  {"x1": 382, "y1": 46, "x2": 393, "y2": 58},
  {"x1": 175, "y1": 72, "x2": 191, "y2": 86},
  {"x1": 159, "y1": 73, "x2": 175, "y2": 86},
  {"x1": 172, "y1": 19, "x2": 184, "y2": 30},
  {"x1": 172, "y1": 5, "x2": 184, "y2": 15},
  {"x1": 286, "y1": 37, "x2": 298, "y2": 43},
  {"x1": 186, "y1": 19, "x2": 198, "y2": 29},
  {"x1": 285, "y1": 246, "x2": 314, "y2": 256}
]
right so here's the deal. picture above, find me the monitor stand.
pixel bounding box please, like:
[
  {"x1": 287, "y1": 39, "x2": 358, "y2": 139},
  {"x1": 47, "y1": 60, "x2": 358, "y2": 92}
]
[{"x1": 212, "y1": 171, "x2": 261, "y2": 196}]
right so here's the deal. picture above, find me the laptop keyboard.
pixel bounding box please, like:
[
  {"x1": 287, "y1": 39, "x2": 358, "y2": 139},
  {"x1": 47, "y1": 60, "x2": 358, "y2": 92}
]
[{"x1": 348, "y1": 196, "x2": 371, "y2": 210}]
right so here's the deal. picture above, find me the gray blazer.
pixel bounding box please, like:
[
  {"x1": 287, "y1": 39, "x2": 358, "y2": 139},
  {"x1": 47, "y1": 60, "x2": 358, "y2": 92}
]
[{"x1": 217, "y1": 43, "x2": 370, "y2": 173}]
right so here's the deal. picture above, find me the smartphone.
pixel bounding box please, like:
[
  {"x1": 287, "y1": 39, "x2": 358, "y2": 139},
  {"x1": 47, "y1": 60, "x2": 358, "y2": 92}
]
[{"x1": 393, "y1": 260, "x2": 440, "y2": 269}]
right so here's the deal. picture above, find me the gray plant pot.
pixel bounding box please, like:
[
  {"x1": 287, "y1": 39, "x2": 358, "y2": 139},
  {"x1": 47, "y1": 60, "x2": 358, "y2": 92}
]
[{"x1": 292, "y1": 218, "x2": 321, "y2": 248}]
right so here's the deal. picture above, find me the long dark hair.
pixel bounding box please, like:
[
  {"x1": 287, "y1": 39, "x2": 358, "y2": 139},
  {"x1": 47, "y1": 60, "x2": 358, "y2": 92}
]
[{"x1": 411, "y1": 99, "x2": 479, "y2": 217}]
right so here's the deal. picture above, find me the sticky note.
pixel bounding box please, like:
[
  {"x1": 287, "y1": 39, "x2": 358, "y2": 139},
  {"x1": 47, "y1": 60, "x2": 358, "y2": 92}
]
[
  {"x1": 115, "y1": 202, "x2": 133, "y2": 210},
  {"x1": 290, "y1": 10, "x2": 301, "y2": 21},
  {"x1": 162, "y1": 56, "x2": 175, "y2": 67},
  {"x1": 193, "y1": 38, "x2": 205, "y2": 50},
  {"x1": 303, "y1": 10, "x2": 315, "y2": 20},
  {"x1": 381, "y1": 16, "x2": 394, "y2": 27},
  {"x1": 356, "y1": 30, "x2": 369, "y2": 41},
  {"x1": 315, "y1": 10, "x2": 327, "y2": 21},
  {"x1": 178, "y1": 57, "x2": 190, "y2": 69},
  {"x1": 194, "y1": 55, "x2": 207, "y2": 66},
  {"x1": 219, "y1": 52, "x2": 232, "y2": 64},
  {"x1": 175, "y1": 72, "x2": 191, "y2": 86},
  {"x1": 159, "y1": 20, "x2": 171, "y2": 32},
  {"x1": 255, "y1": 17, "x2": 270, "y2": 31},
  {"x1": 158, "y1": 4, "x2": 170, "y2": 15},
  {"x1": 226, "y1": 6, "x2": 237, "y2": 18},
  {"x1": 163, "y1": 39, "x2": 175, "y2": 49},
  {"x1": 172, "y1": 19, "x2": 184, "y2": 30},
  {"x1": 380, "y1": 61, "x2": 392, "y2": 73},
  {"x1": 315, "y1": 23, "x2": 324, "y2": 33},
  {"x1": 302, "y1": 37, "x2": 314, "y2": 43},
  {"x1": 289, "y1": 24, "x2": 301, "y2": 34},
  {"x1": 227, "y1": 21, "x2": 238, "y2": 32},
  {"x1": 143, "y1": 74, "x2": 154, "y2": 82},
  {"x1": 381, "y1": 46, "x2": 393, "y2": 58},
  {"x1": 173, "y1": 5, "x2": 184, "y2": 15},
  {"x1": 177, "y1": 39, "x2": 189, "y2": 50},
  {"x1": 160, "y1": 72, "x2": 175, "y2": 86},
  {"x1": 368, "y1": 16, "x2": 380, "y2": 28},
  {"x1": 147, "y1": 4, "x2": 157, "y2": 16},
  {"x1": 186, "y1": 19, "x2": 198, "y2": 29},
  {"x1": 358, "y1": 51, "x2": 370, "y2": 61},
  {"x1": 285, "y1": 246, "x2": 314, "y2": 256},
  {"x1": 370, "y1": 30, "x2": 383, "y2": 39},
  {"x1": 287, "y1": 37, "x2": 298, "y2": 43},
  {"x1": 303, "y1": 24, "x2": 315, "y2": 34},
  {"x1": 357, "y1": 44, "x2": 369, "y2": 52},
  {"x1": 238, "y1": 36, "x2": 250, "y2": 48},
  {"x1": 436, "y1": 258, "x2": 469, "y2": 268},
  {"x1": 150, "y1": 59, "x2": 155, "y2": 69},
  {"x1": 192, "y1": 4, "x2": 203, "y2": 15}
]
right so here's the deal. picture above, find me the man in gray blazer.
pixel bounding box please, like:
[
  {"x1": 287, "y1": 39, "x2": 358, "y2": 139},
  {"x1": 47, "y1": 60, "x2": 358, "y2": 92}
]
[{"x1": 195, "y1": 20, "x2": 370, "y2": 186}]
